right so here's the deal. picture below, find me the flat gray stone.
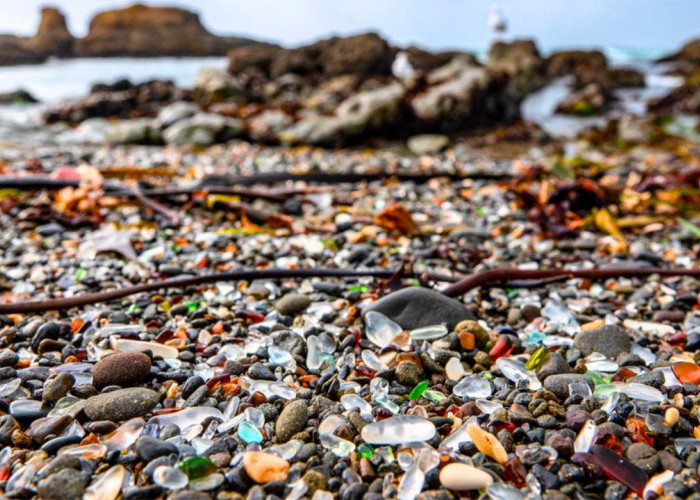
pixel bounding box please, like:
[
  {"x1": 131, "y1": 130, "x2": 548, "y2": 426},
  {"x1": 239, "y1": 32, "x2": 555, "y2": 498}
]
[
  {"x1": 363, "y1": 287, "x2": 474, "y2": 330},
  {"x1": 84, "y1": 388, "x2": 158, "y2": 421},
  {"x1": 574, "y1": 325, "x2": 631, "y2": 359},
  {"x1": 543, "y1": 374, "x2": 594, "y2": 400}
]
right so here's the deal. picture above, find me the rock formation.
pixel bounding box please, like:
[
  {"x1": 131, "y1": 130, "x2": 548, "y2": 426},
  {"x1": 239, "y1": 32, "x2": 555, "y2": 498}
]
[
  {"x1": 25, "y1": 7, "x2": 74, "y2": 57},
  {"x1": 0, "y1": 3, "x2": 259, "y2": 65}
]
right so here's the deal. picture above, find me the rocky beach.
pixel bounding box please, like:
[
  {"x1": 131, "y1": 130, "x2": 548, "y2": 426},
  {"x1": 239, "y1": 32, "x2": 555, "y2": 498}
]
[{"x1": 2, "y1": 3, "x2": 700, "y2": 500}]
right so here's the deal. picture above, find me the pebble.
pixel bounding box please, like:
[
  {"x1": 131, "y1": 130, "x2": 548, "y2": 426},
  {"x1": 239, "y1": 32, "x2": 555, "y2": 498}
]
[
  {"x1": 275, "y1": 400, "x2": 309, "y2": 442},
  {"x1": 84, "y1": 388, "x2": 159, "y2": 421},
  {"x1": 275, "y1": 293, "x2": 311, "y2": 315},
  {"x1": 439, "y1": 463, "x2": 493, "y2": 490},
  {"x1": 91, "y1": 352, "x2": 152, "y2": 387},
  {"x1": 543, "y1": 374, "x2": 595, "y2": 400},
  {"x1": 37, "y1": 469, "x2": 88, "y2": 500},
  {"x1": 242, "y1": 451, "x2": 290, "y2": 483},
  {"x1": 42, "y1": 373, "x2": 74, "y2": 403},
  {"x1": 363, "y1": 287, "x2": 475, "y2": 330},
  {"x1": 395, "y1": 361, "x2": 422, "y2": 386},
  {"x1": 135, "y1": 436, "x2": 178, "y2": 462},
  {"x1": 574, "y1": 325, "x2": 631, "y2": 359}
]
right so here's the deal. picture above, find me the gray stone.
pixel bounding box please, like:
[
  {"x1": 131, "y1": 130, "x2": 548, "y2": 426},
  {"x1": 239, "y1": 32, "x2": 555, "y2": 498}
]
[
  {"x1": 276, "y1": 400, "x2": 309, "y2": 442},
  {"x1": 574, "y1": 325, "x2": 631, "y2": 359},
  {"x1": 536, "y1": 352, "x2": 571, "y2": 380},
  {"x1": 156, "y1": 101, "x2": 200, "y2": 128},
  {"x1": 106, "y1": 118, "x2": 161, "y2": 145},
  {"x1": 37, "y1": 469, "x2": 88, "y2": 500},
  {"x1": 363, "y1": 287, "x2": 475, "y2": 330},
  {"x1": 135, "y1": 436, "x2": 178, "y2": 462},
  {"x1": 627, "y1": 369, "x2": 664, "y2": 388},
  {"x1": 194, "y1": 67, "x2": 242, "y2": 99},
  {"x1": 275, "y1": 293, "x2": 311, "y2": 315},
  {"x1": 84, "y1": 388, "x2": 158, "y2": 421},
  {"x1": 543, "y1": 374, "x2": 594, "y2": 400},
  {"x1": 163, "y1": 113, "x2": 243, "y2": 146}
]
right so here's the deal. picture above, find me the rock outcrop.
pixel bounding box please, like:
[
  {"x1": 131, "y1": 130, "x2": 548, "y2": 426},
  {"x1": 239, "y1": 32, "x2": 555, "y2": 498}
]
[
  {"x1": 487, "y1": 39, "x2": 545, "y2": 97},
  {"x1": 0, "y1": 4, "x2": 259, "y2": 65},
  {"x1": 25, "y1": 7, "x2": 74, "y2": 58},
  {"x1": 228, "y1": 32, "x2": 394, "y2": 79},
  {"x1": 74, "y1": 4, "x2": 253, "y2": 57}
]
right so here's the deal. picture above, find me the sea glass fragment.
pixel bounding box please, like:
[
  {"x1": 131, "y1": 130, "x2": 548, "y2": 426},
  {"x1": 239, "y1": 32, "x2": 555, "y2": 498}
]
[
  {"x1": 525, "y1": 346, "x2": 549, "y2": 370},
  {"x1": 444, "y1": 357, "x2": 465, "y2": 381},
  {"x1": 574, "y1": 420, "x2": 597, "y2": 453},
  {"x1": 589, "y1": 444, "x2": 648, "y2": 495},
  {"x1": 153, "y1": 465, "x2": 188, "y2": 490},
  {"x1": 409, "y1": 324, "x2": 448, "y2": 341},
  {"x1": 149, "y1": 407, "x2": 223, "y2": 430},
  {"x1": 361, "y1": 415, "x2": 436, "y2": 445},
  {"x1": 409, "y1": 381, "x2": 429, "y2": 401},
  {"x1": 178, "y1": 456, "x2": 217, "y2": 480},
  {"x1": 672, "y1": 361, "x2": 700, "y2": 385},
  {"x1": 364, "y1": 311, "x2": 402, "y2": 348},
  {"x1": 453, "y1": 375, "x2": 492, "y2": 399},
  {"x1": 238, "y1": 421, "x2": 263, "y2": 444},
  {"x1": 341, "y1": 393, "x2": 373, "y2": 420},
  {"x1": 84, "y1": 465, "x2": 125, "y2": 500}
]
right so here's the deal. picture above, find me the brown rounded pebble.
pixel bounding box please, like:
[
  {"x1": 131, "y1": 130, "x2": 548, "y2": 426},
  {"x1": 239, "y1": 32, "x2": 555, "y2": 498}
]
[
  {"x1": 455, "y1": 320, "x2": 489, "y2": 347},
  {"x1": 91, "y1": 352, "x2": 151, "y2": 387},
  {"x1": 242, "y1": 451, "x2": 290, "y2": 483}
]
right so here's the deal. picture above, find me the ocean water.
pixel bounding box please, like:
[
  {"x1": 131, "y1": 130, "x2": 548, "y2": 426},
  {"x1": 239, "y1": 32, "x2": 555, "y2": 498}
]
[{"x1": 0, "y1": 57, "x2": 228, "y2": 103}]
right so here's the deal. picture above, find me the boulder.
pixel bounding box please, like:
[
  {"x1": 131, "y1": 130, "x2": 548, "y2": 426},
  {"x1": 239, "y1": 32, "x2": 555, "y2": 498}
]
[
  {"x1": 404, "y1": 46, "x2": 474, "y2": 73},
  {"x1": 487, "y1": 39, "x2": 545, "y2": 97},
  {"x1": 75, "y1": 4, "x2": 255, "y2": 57},
  {"x1": 0, "y1": 89, "x2": 38, "y2": 104},
  {"x1": 26, "y1": 7, "x2": 74, "y2": 58},
  {"x1": 413, "y1": 67, "x2": 490, "y2": 121},
  {"x1": 607, "y1": 67, "x2": 645, "y2": 88},
  {"x1": 278, "y1": 114, "x2": 342, "y2": 145},
  {"x1": 335, "y1": 81, "x2": 405, "y2": 134},
  {"x1": 156, "y1": 101, "x2": 200, "y2": 128},
  {"x1": 555, "y1": 83, "x2": 609, "y2": 116},
  {"x1": 314, "y1": 32, "x2": 393, "y2": 78},
  {"x1": 546, "y1": 50, "x2": 608, "y2": 80},
  {"x1": 163, "y1": 112, "x2": 243, "y2": 146},
  {"x1": 227, "y1": 44, "x2": 283, "y2": 77},
  {"x1": 303, "y1": 75, "x2": 359, "y2": 113},
  {"x1": 44, "y1": 80, "x2": 183, "y2": 124},
  {"x1": 248, "y1": 110, "x2": 294, "y2": 142},
  {"x1": 279, "y1": 81, "x2": 405, "y2": 144},
  {"x1": 228, "y1": 32, "x2": 393, "y2": 80},
  {"x1": 195, "y1": 67, "x2": 243, "y2": 100},
  {"x1": 664, "y1": 38, "x2": 700, "y2": 64},
  {"x1": 106, "y1": 118, "x2": 162, "y2": 145}
]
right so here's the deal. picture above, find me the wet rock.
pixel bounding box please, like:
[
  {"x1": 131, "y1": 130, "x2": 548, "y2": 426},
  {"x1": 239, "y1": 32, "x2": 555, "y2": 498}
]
[
  {"x1": 135, "y1": 436, "x2": 178, "y2": 462},
  {"x1": 91, "y1": 352, "x2": 152, "y2": 387},
  {"x1": 363, "y1": 287, "x2": 475, "y2": 331},
  {"x1": 36, "y1": 469, "x2": 88, "y2": 500},
  {"x1": 42, "y1": 372, "x2": 74, "y2": 403},
  {"x1": 84, "y1": 388, "x2": 159, "y2": 421},
  {"x1": 537, "y1": 352, "x2": 571, "y2": 380},
  {"x1": 276, "y1": 400, "x2": 309, "y2": 443},
  {"x1": 0, "y1": 89, "x2": 39, "y2": 104},
  {"x1": 195, "y1": 67, "x2": 242, "y2": 100},
  {"x1": 556, "y1": 83, "x2": 608, "y2": 116}
]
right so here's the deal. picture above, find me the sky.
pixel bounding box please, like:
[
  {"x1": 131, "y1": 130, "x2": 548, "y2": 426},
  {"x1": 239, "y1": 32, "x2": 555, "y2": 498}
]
[{"x1": 0, "y1": 0, "x2": 698, "y2": 54}]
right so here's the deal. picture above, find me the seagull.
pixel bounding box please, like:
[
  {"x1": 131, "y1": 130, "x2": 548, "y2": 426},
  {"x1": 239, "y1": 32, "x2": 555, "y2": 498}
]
[
  {"x1": 488, "y1": 5, "x2": 507, "y2": 40},
  {"x1": 391, "y1": 51, "x2": 416, "y2": 80}
]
